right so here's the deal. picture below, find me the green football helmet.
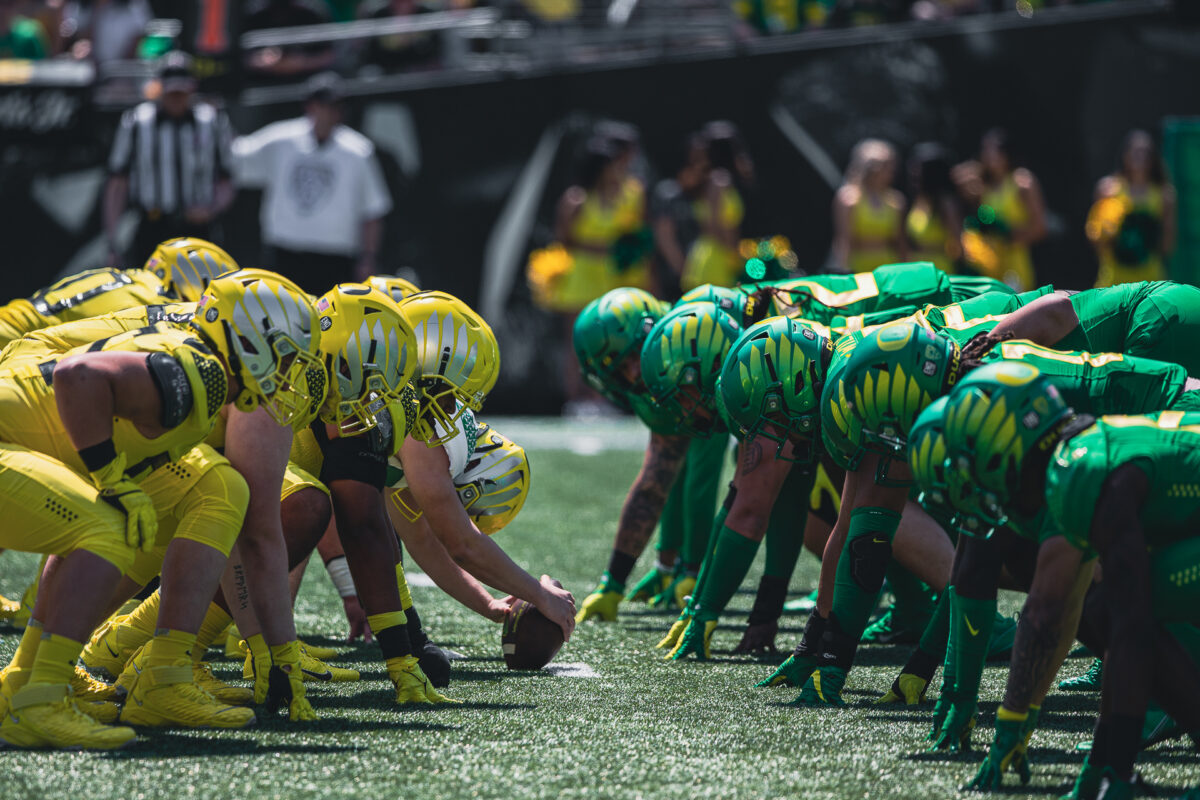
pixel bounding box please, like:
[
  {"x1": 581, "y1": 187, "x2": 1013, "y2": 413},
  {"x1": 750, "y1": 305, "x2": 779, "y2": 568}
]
[
  {"x1": 821, "y1": 320, "x2": 962, "y2": 475},
  {"x1": 573, "y1": 287, "x2": 667, "y2": 399},
  {"x1": 941, "y1": 360, "x2": 1073, "y2": 534},
  {"x1": 677, "y1": 283, "x2": 768, "y2": 329},
  {"x1": 715, "y1": 316, "x2": 833, "y2": 463},
  {"x1": 641, "y1": 301, "x2": 741, "y2": 437},
  {"x1": 909, "y1": 395, "x2": 951, "y2": 505}
]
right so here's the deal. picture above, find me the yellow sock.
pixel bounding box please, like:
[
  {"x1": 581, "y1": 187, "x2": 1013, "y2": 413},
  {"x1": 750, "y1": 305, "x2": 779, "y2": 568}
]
[
  {"x1": 146, "y1": 629, "x2": 196, "y2": 665},
  {"x1": 10, "y1": 619, "x2": 44, "y2": 671},
  {"x1": 28, "y1": 633, "x2": 83, "y2": 687},
  {"x1": 395, "y1": 563, "x2": 413, "y2": 612},
  {"x1": 367, "y1": 611, "x2": 407, "y2": 638},
  {"x1": 193, "y1": 604, "x2": 233, "y2": 664},
  {"x1": 125, "y1": 589, "x2": 162, "y2": 636}
]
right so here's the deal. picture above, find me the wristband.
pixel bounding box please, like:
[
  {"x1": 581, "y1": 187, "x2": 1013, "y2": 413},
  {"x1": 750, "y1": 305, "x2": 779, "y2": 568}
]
[
  {"x1": 997, "y1": 705, "x2": 1029, "y2": 723},
  {"x1": 78, "y1": 439, "x2": 118, "y2": 473},
  {"x1": 324, "y1": 555, "x2": 357, "y2": 599}
]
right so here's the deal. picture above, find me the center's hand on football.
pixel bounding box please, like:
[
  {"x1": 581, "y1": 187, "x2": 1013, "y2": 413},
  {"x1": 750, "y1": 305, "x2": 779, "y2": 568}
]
[{"x1": 536, "y1": 575, "x2": 576, "y2": 641}]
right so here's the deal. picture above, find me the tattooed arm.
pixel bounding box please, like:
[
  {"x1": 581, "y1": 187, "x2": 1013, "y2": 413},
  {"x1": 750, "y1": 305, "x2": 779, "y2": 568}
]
[
  {"x1": 1001, "y1": 535, "x2": 1091, "y2": 713},
  {"x1": 613, "y1": 433, "x2": 691, "y2": 556}
]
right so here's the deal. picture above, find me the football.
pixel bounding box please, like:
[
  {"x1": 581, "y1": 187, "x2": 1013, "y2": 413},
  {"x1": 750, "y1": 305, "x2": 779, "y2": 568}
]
[{"x1": 501, "y1": 591, "x2": 565, "y2": 670}]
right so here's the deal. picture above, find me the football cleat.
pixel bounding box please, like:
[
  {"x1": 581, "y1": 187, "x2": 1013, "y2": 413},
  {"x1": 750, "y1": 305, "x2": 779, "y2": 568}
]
[
  {"x1": 299, "y1": 650, "x2": 359, "y2": 683},
  {"x1": 860, "y1": 608, "x2": 921, "y2": 645},
  {"x1": 1059, "y1": 658, "x2": 1103, "y2": 692},
  {"x1": 987, "y1": 613, "x2": 1019, "y2": 659},
  {"x1": 0, "y1": 683, "x2": 136, "y2": 750},
  {"x1": 81, "y1": 615, "x2": 139, "y2": 680},
  {"x1": 120, "y1": 662, "x2": 256, "y2": 729},
  {"x1": 298, "y1": 640, "x2": 341, "y2": 662},
  {"x1": 783, "y1": 588, "x2": 819, "y2": 615},
  {"x1": 193, "y1": 662, "x2": 253, "y2": 706},
  {"x1": 75, "y1": 699, "x2": 121, "y2": 724},
  {"x1": 71, "y1": 665, "x2": 117, "y2": 702},
  {"x1": 0, "y1": 592, "x2": 21, "y2": 625}
]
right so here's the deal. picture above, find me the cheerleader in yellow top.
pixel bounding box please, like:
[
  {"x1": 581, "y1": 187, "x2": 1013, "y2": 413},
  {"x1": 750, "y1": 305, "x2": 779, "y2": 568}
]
[
  {"x1": 682, "y1": 122, "x2": 752, "y2": 290},
  {"x1": 832, "y1": 139, "x2": 908, "y2": 274},
  {"x1": 904, "y1": 143, "x2": 962, "y2": 275},
  {"x1": 1089, "y1": 129, "x2": 1177, "y2": 288},
  {"x1": 968, "y1": 128, "x2": 1047, "y2": 291}
]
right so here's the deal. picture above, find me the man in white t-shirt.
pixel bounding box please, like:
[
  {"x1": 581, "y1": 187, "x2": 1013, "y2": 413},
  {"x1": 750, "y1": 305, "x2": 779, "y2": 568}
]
[{"x1": 233, "y1": 73, "x2": 393, "y2": 293}]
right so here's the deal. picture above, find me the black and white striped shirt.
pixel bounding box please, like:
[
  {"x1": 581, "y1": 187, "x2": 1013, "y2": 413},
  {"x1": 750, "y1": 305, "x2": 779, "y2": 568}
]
[{"x1": 108, "y1": 101, "x2": 234, "y2": 216}]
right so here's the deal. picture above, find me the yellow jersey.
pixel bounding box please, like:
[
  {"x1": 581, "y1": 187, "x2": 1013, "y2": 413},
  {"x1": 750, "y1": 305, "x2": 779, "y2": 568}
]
[
  {"x1": 0, "y1": 268, "x2": 166, "y2": 348},
  {"x1": 0, "y1": 324, "x2": 230, "y2": 479}
]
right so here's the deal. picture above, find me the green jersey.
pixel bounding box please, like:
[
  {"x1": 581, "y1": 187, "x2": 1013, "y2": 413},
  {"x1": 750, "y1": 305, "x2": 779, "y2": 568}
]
[
  {"x1": 982, "y1": 340, "x2": 1187, "y2": 416},
  {"x1": 1064, "y1": 282, "x2": 1200, "y2": 373},
  {"x1": 918, "y1": 288, "x2": 1054, "y2": 344},
  {"x1": 1046, "y1": 411, "x2": 1200, "y2": 556},
  {"x1": 757, "y1": 262, "x2": 958, "y2": 325}
]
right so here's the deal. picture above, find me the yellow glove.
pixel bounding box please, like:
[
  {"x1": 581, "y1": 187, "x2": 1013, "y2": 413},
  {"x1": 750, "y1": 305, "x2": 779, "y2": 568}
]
[
  {"x1": 267, "y1": 641, "x2": 318, "y2": 722},
  {"x1": 667, "y1": 614, "x2": 717, "y2": 661},
  {"x1": 656, "y1": 611, "x2": 692, "y2": 650},
  {"x1": 575, "y1": 589, "x2": 623, "y2": 623},
  {"x1": 88, "y1": 451, "x2": 157, "y2": 552},
  {"x1": 387, "y1": 655, "x2": 462, "y2": 705},
  {"x1": 876, "y1": 672, "x2": 930, "y2": 705}
]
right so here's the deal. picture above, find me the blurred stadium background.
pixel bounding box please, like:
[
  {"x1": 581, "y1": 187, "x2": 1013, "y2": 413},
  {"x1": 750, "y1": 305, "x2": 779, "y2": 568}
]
[{"x1": 1, "y1": 0, "x2": 1199, "y2": 414}]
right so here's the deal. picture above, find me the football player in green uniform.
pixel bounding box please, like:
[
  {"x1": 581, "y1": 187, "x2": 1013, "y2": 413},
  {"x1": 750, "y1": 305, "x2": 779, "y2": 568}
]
[
  {"x1": 939, "y1": 370, "x2": 1200, "y2": 798},
  {"x1": 572, "y1": 288, "x2": 729, "y2": 623}
]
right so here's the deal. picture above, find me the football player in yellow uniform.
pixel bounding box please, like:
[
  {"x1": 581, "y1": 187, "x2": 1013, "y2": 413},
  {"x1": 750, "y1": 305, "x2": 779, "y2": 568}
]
[{"x1": 0, "y1": 270, "x2": 318, "y2": 748}]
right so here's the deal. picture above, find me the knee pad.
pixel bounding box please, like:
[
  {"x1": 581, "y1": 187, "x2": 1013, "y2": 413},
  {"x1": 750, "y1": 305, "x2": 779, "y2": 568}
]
[{"x1": 847, "y1": 533, "x2": 891, "y2": 594}]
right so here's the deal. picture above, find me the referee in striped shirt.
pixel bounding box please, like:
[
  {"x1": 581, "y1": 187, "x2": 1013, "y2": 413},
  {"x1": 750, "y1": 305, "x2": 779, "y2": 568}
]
[{"x1": 103, "y1": 52, "x2": 236, "y2": 266}]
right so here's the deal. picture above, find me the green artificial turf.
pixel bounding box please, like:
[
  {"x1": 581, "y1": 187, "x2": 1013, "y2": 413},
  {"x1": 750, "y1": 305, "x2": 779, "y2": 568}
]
[{"x1": 0, "y1": 418, "x2": 1195, "y2": 799}]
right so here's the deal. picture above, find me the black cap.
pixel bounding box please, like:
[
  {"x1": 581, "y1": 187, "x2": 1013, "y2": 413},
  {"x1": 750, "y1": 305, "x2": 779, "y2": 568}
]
[
  {"x1": 305, "y1": 72, "x2": 344, "y2": 105},
  {"x1": 159, "y1": 51, "x2": 196, "y2": 92}
]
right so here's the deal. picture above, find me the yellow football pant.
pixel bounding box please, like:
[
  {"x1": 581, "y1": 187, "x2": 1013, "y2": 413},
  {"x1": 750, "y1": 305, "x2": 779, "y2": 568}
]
[{"x1": 0, "y1": 442, "x2": 133, "y2": 573}]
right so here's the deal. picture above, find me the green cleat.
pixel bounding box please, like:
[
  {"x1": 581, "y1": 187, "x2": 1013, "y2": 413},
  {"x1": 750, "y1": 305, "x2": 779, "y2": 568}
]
[
  {"x1": 986, "y1": 613, "x2": 1019, "y2": 660},
  {"x1": 790, "y1": 667, "x2": 848, "y2": 707},
  {"x1": 783, "y1": 588, "x2": 819, "y2": 615},
  {"x1": 625, "y1": 567, "x2": 671, "y2": 603},
  {"x1": 860, "y1": 609, "x2": 921, "y2": 645},
  {"x1": 1059, "y1": 658, "x2": 1103, "y2": 692}
]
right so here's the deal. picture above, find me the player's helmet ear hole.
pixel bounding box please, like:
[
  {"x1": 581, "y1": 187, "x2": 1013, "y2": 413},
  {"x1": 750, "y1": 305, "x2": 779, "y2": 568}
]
[
  {"x1": 793, "y1": 372, "x2": 805, "y2": 395},
  {"x1": 986, "y1": 453, "x2": 1002, "y2": 472},
  {"x1": 238, "y1": 334, "x2": 259, "y2": 355}
]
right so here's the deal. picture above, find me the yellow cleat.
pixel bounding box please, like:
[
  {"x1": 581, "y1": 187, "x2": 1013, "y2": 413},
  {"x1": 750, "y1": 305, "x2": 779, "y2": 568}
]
[
  {"x1": 71, "y1": 665, "x2": 117, "y2": 702},
  {"x1": 0, "y1": 683, "x2": 136, "y2": 750},
  {"x1": 120, "y1": 662, "x2": 256, "y2": 729},
  {"x1": 81, "y1": 615, "x2": 139, "y2": 681},
  {"x1": 193, "y1": 662, "x2": 253, "y2": 706},
  {"x1": 225, "y1": 630, "x2": 247, "y2": 660},
  {"x1": 299, "y1": 650, "x2": 359, "y2": 683},
  {"x1": 0, "y1": 592, "x2": 21, "y2": 625},
  {"x1": 114, "y1": 598, "x2": 141, "y2": 618},
  {"x1": 114, "y1": 644, "x2": 149, "y2": 699},
  {"x1": 75, "y1": 699, "x2": 121, "y2": 724},
  {"x1": 298, "y1": 640, "x2": 340, "y2": 661}
]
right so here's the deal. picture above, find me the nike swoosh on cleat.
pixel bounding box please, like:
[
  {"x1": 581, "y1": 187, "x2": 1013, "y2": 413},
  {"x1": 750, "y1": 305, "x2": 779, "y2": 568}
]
[
  {"x1": 105, "y1": 643, "x2": 121, "y2": 659},
  {"x1": 964, "y1": 616, "x2": 980, "y2": 637},
  {"x1": 872, "y1": 538, "x2": 887, "y2": 543},
  {"x1": 302, "y1": 668, "x2": 333, "y2": 681}
]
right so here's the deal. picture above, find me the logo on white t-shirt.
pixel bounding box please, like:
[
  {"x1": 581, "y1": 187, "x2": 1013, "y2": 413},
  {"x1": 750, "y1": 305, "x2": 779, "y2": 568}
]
[{"x1": 290, "y1": 161, "x2": 335, "y2": 216}]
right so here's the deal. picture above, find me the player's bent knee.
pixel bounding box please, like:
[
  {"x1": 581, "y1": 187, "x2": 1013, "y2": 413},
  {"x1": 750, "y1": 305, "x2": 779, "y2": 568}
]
[{"x1": 282, "y1": 487, "x2": 332, "y2": 563}]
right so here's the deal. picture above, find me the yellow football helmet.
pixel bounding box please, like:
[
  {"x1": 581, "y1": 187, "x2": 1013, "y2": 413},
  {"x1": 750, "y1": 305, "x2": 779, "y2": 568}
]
[
  {"x1": 454, "y1": 423, "x2": 530, "y2": 535},
  {"x1": 367, "y1": 275, "x2": 421, "y2": 303},
  {"x1": 192, "y1": 270, "x2": 323, "y2": 427},
  {"x1": 398, "y1": 291, "x2": 500, "y2": 445},
  {"x1": 144, "y1": 237, "x2": 239, "y2": 302},
  {"x1": 315, "y1": 284, "x2": 420, "y2": 437}
]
